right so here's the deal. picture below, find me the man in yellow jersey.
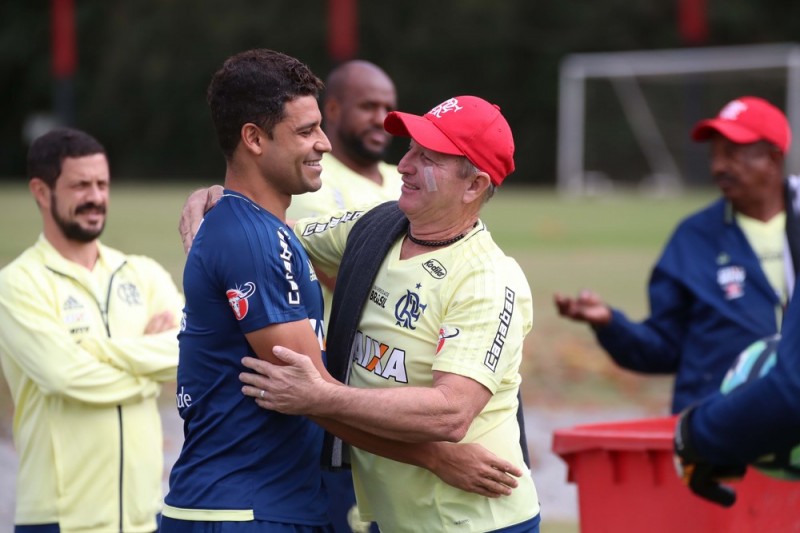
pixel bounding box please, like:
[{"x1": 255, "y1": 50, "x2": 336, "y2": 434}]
[
  {"x1": 287, "y1": 60, "x2": 399, "y2": 533},
  {"x1": 0, "y1": 128, "x2": 183, "y2": 532},
  {"x1": 240, "y1": 96, "x2": 540, "y2": 532}
]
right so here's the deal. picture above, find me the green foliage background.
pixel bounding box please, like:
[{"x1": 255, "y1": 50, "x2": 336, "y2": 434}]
[{"x1": 2, "y1": 2, "x2": 800, "y2": 183}]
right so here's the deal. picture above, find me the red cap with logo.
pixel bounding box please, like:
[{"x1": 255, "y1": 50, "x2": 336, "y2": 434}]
[
  {"x1": 691, "y1": 96, "x2": 791, "y2": 154},
  {"x1": 383, "y1": 95, "x2": 515, "y2": 186}
]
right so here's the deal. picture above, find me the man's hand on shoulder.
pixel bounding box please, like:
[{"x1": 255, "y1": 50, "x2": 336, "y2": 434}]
[{"x1": 179, "y1": 185, "x2": 224, "y2": 254}]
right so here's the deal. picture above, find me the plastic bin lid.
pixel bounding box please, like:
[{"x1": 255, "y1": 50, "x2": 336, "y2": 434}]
[{"x1": 552, "y1": 415, "x2": 678, "y2": 456}]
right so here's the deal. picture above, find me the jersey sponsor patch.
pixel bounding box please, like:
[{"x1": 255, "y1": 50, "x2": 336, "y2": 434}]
[
  {"x1": 436, "y1": 326, "x2": 461, "y2": 355},
  {"x1": 351, "y1": 330, "x2": 409, "y2": 383},
  {"x1": 717, "y1": 265, "x2": 746, "y2": 300},
  {"x1": 300, "y1": 210, "x2": 365, "y2": 236},
  {"x1": 422, "y1": 258, "x2": 447, "y2": 279},
  {"x1": 485, "y1": 287, "x2": 515, "y2": 372},
  {"x1": 369, "y1": 285, "x2": 389, "y2": 308},
  {"x1": 277, "y1": 228, "x2": 300, "y2": 305},
  {"x1": 226, "y1": 282, "x2": 256, "y2": 320}
]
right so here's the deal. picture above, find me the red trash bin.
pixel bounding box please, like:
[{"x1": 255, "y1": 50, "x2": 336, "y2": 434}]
[{"x1": 551, "y1": 416, "x2": 800, "y2": 533}]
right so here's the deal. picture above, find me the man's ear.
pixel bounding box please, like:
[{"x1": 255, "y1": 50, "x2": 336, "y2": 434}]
[
  {"x1": 28, "y1": 178, "x2": 50, "y2": 209},
  {"x1": 240, "y1": 123, "x2": 266, "y2": 155},
  {"x1": 463, "y1": 172, "x2": 491, "y2": 204},
  {"x1": 324, "y1": 98, "x2": 340, "y2": 125},
  {"x1": 769, "y1": 146, "x2": 785, "y2": 167}
]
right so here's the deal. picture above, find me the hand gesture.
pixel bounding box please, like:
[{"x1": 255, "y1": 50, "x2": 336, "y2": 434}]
[{"x1": 553, "y1": 289, "x2": 612, "y2": 327}]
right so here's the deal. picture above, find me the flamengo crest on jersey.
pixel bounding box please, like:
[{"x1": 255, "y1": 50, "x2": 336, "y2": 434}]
[
  {"x1": 394, "y1": 284, "x2": 427, "y2": 330},
  {"x1": 226, "y1": 281, "x2": 256, "y2": 320}
]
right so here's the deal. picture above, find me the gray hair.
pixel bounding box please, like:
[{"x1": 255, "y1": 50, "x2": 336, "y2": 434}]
[{"x1": 459, "y1": 157, "x2": 496, "y2": 205}]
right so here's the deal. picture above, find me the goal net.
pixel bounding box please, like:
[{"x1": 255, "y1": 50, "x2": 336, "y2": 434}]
[{"x1": 557, "y1": 43, "x2": 800, "y2": 196}]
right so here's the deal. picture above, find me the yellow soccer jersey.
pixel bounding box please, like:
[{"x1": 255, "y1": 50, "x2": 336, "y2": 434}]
[
  {"x1": 296, "y1": 209, "x2": 539, "y2": 532},
  {"x1": 288, "y1": 155, "x2": 401, "y2": 327}
]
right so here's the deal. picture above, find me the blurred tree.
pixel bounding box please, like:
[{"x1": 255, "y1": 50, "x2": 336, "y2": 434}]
[{"x1": 1, "y1": 0, "x2": 799, "y2": 184}]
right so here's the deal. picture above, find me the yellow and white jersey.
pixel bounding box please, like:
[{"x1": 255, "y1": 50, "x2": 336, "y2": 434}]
[
  {"x1": 296, "y1": 211, "x2": 539, "y2": 532},
  {"x1": 288, "y1": 155, "x2": 401, "y2": 327},
  {"x1": 0, "y1": 235, "x2": 182, "y2": 532}
]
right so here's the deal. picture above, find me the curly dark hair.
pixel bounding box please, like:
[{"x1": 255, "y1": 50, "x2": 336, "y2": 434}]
[
  {"x1": 207, "y1": 49, "x2": 324, "y2": 160},
  {"x1": 27, "y1": 128, "x2": 106, "y2": 188}
]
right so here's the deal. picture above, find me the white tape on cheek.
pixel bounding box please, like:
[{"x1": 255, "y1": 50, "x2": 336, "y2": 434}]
[{"x1": 423, "y1": 166, "x2": 438, "y2": 192}]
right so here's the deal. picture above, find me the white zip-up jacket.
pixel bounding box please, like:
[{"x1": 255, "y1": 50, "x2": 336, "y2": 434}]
[{"x1": 0, "y1": 235, "x2": 182, "y2": 532}]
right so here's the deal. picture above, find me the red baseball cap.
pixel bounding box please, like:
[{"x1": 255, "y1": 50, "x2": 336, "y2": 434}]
[
  {"x1": 384, "y1": 95, "x2": 515, "y2": 186},
  {"x1": 691, "y1": 96, "x2": 791, "y2": 154}
]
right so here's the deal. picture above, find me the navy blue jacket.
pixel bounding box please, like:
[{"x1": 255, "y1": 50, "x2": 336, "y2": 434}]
[
  {"x1": 691, "y1": 283, "x2": 800, "y2": 464},
  {"x1": 596, "y1": 199, "x2": 786, "y2": 413}
]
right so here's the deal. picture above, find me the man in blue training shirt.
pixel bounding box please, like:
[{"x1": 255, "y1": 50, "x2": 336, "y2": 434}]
[{"x1": 162, "y1": 49, "x2": 334, "y2": 531}]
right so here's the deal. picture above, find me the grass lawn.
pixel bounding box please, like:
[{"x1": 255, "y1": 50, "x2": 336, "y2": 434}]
[
  {"x1": 0, "y1": 182, "x2": 717, "y2": 414},
  {"x1": 0, "y1": 182, "x2": 719, "y2": 531}
]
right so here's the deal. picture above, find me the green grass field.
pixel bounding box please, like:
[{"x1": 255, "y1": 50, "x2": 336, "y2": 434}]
[
  {"x1": 0, "y1": 182, "x2": 718, "y2": 532},
  {"x1": 0, "y1": 182, "x2": 717, "y2": 412}
]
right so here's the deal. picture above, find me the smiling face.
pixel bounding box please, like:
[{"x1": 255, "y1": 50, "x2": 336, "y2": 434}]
[
  {"x1": 328, "y1": 65, "x2": 396, "y2": 163},
  {"x1": 396, "y1": 140, "x2": 474, "y2": 224},
  {"x1": 260, "y1": 95, "x2": 331, "y2": 195},
  {"x1": 46, "y1": 153, "x2": 110, "y2": 243},
  {"x1": 708, "y1": 134, "x2": 784, "y2": 215}
]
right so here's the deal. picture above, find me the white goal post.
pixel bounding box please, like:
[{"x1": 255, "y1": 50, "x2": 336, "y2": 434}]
[{"x1": 557, "y1": 43, "x2": 800, "y2": 195}]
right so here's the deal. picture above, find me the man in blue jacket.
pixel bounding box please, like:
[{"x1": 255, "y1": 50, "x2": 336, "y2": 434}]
[{"x1": 554, "y1": 96, "x2": 800, "y2": 413}]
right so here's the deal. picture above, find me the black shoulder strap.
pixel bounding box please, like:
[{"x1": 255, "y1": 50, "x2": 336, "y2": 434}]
[
  {"x1": 325, "y1": 201, "x2": 408, "y2": 382},
  {"x1": 323, "y1": 201, "x2": 407, "y2": 468},
  {"x1": 321, "y1": 201, "x2": 530, "y2": 468}
]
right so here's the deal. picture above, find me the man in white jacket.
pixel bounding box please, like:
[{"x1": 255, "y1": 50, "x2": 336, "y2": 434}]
[{"x1": 0, "y1": 128, "x2": 183, "y2": 532}]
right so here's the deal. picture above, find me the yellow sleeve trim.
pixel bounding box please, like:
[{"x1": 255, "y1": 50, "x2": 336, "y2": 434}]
[{"x1": 162, "y1": 503, "x2": 255, "y2": 521}]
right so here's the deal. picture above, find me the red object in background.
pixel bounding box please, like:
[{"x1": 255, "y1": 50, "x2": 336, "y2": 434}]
[
  {"x1": 51, "y1": 0, "x2": 77, "y2": 78},
  {"x1": 678, "y1": 0, "x2": 708, "y2": 45},
  {"x1": 552, "y1": 416, "x2": 800, "y2": 533},
  {"x1": 328, "y1": 0, "x2": 358, "y2": 62}
]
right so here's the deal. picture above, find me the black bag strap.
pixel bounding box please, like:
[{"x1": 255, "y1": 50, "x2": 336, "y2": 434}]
[{"x1": 321, "y1": 201, "x2": 530, "y2": 468}]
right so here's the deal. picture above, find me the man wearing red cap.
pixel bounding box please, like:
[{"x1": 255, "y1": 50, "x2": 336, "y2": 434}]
[
  {"x1": 234, "y1": 95, "x2": 541, "y2": 532},
  {"x1": 554, "y1": 96, "x2": 799, "y2": 415}
]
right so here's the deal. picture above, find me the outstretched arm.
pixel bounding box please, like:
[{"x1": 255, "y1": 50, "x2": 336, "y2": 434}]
[{"x1": 553, "y1": 289, "x2": 612, "y2": 326}]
